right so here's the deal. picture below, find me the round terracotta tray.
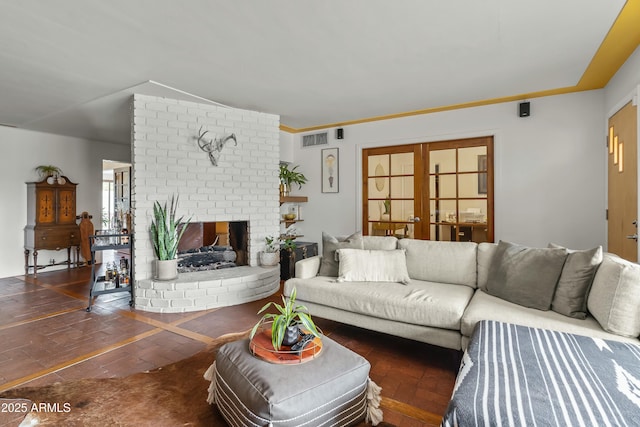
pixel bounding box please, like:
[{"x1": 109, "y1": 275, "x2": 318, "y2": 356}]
[{"x1": 249, "y1": 323, "x2": 323, "y2": 365}]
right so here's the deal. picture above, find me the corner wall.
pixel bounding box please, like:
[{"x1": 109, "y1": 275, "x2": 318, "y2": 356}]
[{"x1": 131, "y1": 95, "x2": 280, "y2": 281}]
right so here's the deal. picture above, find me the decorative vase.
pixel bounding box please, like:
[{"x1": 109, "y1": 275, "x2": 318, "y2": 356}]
[
  {"x1": 282, "y1": 324, "x2": 300, "y2": 347},
  {"x1": 155, "y1": 259, "x2": 178, "y2": 281},
  {"x1": 260, "y1": 251, "x2": 279, "y2": 267},
  {"x1": 279, "y1": 182, "x2": 290, "y2": 197}
]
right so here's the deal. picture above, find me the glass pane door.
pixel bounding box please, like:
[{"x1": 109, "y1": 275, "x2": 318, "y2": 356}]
[
  {"x1": 363, "y1": 145, "x2": 422, "y2": 239},
  {"x1": 362, "y1": 137, "x2": 492, "y2": 242},
  {"x1": 427, "y1": 139, "x2": 492, "y2": 242}
]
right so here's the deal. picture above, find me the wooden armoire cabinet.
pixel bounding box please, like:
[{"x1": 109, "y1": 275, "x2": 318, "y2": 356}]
[{"x1": 24, "y1": 176, "x2": 81, "y2": 276}]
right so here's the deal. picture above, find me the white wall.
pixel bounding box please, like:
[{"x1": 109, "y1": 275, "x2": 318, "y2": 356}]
[
  {"x1": 604, "y1": 45, "x2": 640, "y2": 114},
  {"x1": 287, "y1": 90, "x2": 606, "y2": 250},
  {"x1": 0, "y1": 126, "x2": 131, "y2": 278},
  {"x1": 279, "y1": 130, "x2": 294, "y2": 163}
]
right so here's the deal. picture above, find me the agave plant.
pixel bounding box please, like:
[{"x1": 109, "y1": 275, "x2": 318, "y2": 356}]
[
  {"x1": 250, "y1": 287, "x2": 320, "y2": 350},
  {"x1": 150, "y1": 195, "x2": 191, "y2": 260}
]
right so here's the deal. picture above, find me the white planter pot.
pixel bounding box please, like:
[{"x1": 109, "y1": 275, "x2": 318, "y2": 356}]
[
  {"x1": 155, "y1": 259, "x2": 178, "y2": 281},
  {"x1": 260, "y1": 251, "x2": 280, "y2": 267}
]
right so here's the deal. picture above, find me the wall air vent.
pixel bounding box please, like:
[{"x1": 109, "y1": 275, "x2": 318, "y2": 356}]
[{"x1": 302, "y1": 132, "x2": 328, "y2": 147}]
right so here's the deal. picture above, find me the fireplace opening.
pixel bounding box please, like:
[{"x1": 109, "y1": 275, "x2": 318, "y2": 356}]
[{"x1": 177, "y1": 221, "x2": 248, "y2": 272}]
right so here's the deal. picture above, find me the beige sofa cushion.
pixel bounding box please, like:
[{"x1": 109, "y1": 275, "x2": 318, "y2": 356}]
[
  {"x1": 587, "y1": 254, "x2": 640, "y2": 338},
  {"x1": 318, "y1": 231, "x2": 363, "y2": 277},
  {"x1": 285, "y1": 275, "x2": 474, "y2": 330},
  {"x1": 362, "y1": 236, "x2": 398, "y2": 250},
  {"x1": 477, "y1": 242, "x2": 498, "y2": 291},
  {"x1": 398, "y1": 239, "x2": 477, "y2": 288},
  {"x1": 336, "y1": 249, "x2": 410, "y2": 284},
  {"x1": 461, "y1": 290, "x2": 640, "y2": 345}
]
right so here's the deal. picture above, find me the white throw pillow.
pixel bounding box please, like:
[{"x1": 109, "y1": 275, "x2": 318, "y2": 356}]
[
  {"x1": 336, "y1": 249, "x2": 410, "y2": 285},
  {"x1": 318, "y1": 231, "x2": 364, "y2": 277},
  {"x1": 587, "y1": 254, "x2": 640, "y2": 338}
]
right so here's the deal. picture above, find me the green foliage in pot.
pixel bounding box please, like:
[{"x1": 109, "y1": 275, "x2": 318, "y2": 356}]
[
  {"x1": 264, "y1": 235, "x2": 280, "y2": 253},
  {"x1": 383, "y1": 195, "x2": 391, "y2": 214},
  {"x1": 250, "y1": 287, "x2": 320, "y2": 350},
  {"x1": 35, "y1": 165, "x2": 62, "y2": 180},
  {"x1": 279, "y1": 163, "x2": 307, "y2": 189},
  {"x1": 282, "y1": 237, "x2": 296, "y2": 251},
  {"x1": 150, "y1": 195, "x2": 191, "y2": 260}
]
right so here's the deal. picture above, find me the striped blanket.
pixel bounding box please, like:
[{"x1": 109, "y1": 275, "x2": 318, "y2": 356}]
[{"x1": 442, "y1": 320, "x2": 640, "y2": 427}]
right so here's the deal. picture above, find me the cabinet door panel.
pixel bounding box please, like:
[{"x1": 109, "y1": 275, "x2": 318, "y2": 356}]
[
  {"x1": 37, "y1": 189, "x2": 56, "y2": 224},
  {"x1": 57, "y1": 189, "x2": 76, "y2": 224}
]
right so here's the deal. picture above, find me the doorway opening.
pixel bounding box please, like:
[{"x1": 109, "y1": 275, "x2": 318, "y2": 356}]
[{"x1": 102, "y1": 160, "x2": 132, "y2": 233}]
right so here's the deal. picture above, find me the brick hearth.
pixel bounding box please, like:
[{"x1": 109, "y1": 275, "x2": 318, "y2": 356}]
[{"x1": 136, "y1": 266, "x2": 279, "y2": 313}]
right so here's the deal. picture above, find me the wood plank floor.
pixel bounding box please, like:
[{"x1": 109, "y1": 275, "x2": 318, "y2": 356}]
[{"x1": 0, "y1": 265, "x2": 459, "y2": 426}]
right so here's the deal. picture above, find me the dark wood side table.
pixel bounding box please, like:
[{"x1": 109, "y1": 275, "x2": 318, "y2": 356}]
[{"x1": 280, "y1": 241, "x2": 318, "y2": 280}]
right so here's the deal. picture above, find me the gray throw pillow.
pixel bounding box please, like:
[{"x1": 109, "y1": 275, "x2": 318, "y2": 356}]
[
  {"x1": 548, "y1": 243, "x2": 603, "y2": 319},
  {"x1": 486, "y1": 241, "x2": 568, "y2": 311},
  {"x1": 318, "y1": 231, "x2": 364, "y2": 277}
]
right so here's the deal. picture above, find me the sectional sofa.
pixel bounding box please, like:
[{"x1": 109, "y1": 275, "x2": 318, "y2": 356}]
[{"x1": 283, "y1": 234, "x2": 640, "y2": 351}]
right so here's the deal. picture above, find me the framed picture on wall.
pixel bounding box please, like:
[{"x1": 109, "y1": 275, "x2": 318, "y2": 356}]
[
  {"x1": 477, "y1": 155, "x2": 487, "y2": 195},
  {"x1": 321, "y1": 148, "x2": 339, "y2": 193}
]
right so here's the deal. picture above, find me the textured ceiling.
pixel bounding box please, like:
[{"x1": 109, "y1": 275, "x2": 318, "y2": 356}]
[{"x1": 0, "y1": 0, "x2": 635, "y2": 144}]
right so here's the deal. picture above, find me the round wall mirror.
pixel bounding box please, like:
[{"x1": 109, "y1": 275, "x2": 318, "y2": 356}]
[{"x1": 374, "y1": 163, "x2": 385, "y2": 192}]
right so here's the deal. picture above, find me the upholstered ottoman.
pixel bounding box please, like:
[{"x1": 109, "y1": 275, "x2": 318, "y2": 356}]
[{"x1": 205, "y1": 335, "x2": 382, "y2": 426}]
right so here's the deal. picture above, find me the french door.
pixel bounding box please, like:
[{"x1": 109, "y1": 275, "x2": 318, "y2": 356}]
[
  {"x1": 363, "y1": 144, "x2": 424, "y2": 238},
  {"x1": 363, "y1": 136, "x2": 494, "y2": 242}
]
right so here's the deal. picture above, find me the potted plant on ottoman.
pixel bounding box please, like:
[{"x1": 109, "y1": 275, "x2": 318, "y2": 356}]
[
  {"x1": 150, "y1": 195, "x2": 190, "y2": 280},
  {"x1": 250, "y1": 287, "x2": 321, "y2": 350},
  {"x1": 259, "y1": 235, "x2": 280, "y2": 267}
]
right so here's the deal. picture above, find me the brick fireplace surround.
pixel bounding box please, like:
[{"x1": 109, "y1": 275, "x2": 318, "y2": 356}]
[{"x1": 131, "y1": 94, "x2": 281, "y2": 313}]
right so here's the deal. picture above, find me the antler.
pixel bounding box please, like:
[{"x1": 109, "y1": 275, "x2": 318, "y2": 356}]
[
  {"x1": 197, "y1": 126, "x2": 214, "y2": 152},
  {"x1": 197, "y1": 127, "x2": 238, "y2": 166}
]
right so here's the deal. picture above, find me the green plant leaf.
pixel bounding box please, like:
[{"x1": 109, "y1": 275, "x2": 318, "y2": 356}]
[
  {"x1": 150, "y1": 195, "x2": 191, "y2": 261},
  {"x1": 297, "y1": 312, "x2": 320, "y2": 338}
]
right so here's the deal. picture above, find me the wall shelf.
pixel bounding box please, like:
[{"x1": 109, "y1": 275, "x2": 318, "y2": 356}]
[
  {"x1": 279, "y1": 196, "x2": 308, "y2": 227},
  {"x1": 279, "y1": 196, "x2": 308, "y2": 205}
]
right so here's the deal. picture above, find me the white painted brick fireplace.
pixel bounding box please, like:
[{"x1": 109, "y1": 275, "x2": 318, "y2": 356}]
[{"x1": 131, "y1": 94, "x2": 281, "y2": 312}]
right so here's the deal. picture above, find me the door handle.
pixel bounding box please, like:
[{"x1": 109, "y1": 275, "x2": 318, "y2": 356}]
[
  {"x1": 412, "y1": 217, "x2": 421, "y2": 222},
  {"x1": 626, "y1": 234, "x2": 638, "y2": 241}
]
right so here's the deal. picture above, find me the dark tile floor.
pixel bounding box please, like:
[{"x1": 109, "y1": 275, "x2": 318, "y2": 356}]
[{"x1": 0, "y1": 265, "x2": 458, "y2": 426}]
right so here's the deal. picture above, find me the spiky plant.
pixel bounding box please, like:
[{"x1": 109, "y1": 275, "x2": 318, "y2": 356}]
[
  {"x1": 150, "y1": 195, "x2": 191, "y2": 260},
  {"x1": 250, "y1": 287, "x2": 320, "y2": 350}
]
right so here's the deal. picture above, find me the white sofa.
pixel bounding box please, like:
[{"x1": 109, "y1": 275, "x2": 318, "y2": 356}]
[{"x1": 283, "y1": 236, "x2": 640, "y2": 351}]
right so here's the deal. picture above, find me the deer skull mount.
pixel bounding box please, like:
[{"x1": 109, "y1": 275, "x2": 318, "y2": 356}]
[{"x1": 196, "y1": 126, "x2": 237, "y2": 166}]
